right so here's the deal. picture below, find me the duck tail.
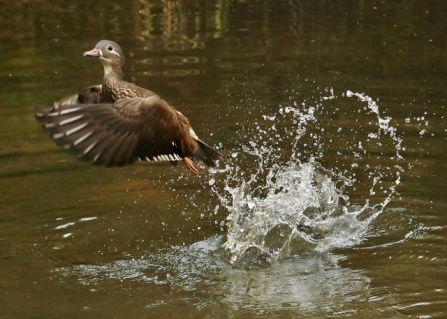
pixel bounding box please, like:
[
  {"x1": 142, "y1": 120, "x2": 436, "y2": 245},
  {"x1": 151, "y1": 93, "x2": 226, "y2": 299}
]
[{"x1": 193, "y1": 139, "x2": 223, "y2": 167}]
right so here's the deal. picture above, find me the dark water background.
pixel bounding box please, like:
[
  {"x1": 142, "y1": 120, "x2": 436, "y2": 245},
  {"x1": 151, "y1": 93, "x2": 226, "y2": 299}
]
[{"x1": 1, "y1": 1, "x2": 447, "y2": 318}]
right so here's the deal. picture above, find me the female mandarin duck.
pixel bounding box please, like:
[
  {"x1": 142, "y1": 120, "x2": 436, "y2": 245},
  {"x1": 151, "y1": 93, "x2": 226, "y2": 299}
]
[{"x1": 36, "y1": 40, "x2": 222, "y2": 174}]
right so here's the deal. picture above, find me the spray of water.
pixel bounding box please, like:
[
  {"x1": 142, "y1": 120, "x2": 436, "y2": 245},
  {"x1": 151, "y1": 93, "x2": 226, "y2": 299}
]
[
  {"x1": 210, "y1": 89, "x2": 404, "y2": 267},
  {"x1": 55, "y1": 89, "x2": 406, "y2": 309}
]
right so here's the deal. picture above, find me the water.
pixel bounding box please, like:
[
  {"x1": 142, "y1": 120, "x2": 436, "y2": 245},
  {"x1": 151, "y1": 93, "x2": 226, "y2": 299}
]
[
  {"x1": 2, "y1": 1, "x2": 447, "y2": 318},
  {"x1": 55, "y1": 89, "x2": 407, "y2": 315},
  {"x1": 206, "y1": 90, "x2": 403, "y2": 268},
  {"x1": 58, "y1": 235, "x2": 373, "y2": 313}
]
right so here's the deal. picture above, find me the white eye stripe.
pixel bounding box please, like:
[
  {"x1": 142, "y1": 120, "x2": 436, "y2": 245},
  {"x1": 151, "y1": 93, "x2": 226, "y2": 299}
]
[{"x1": 110, "y1": 50, "x2": 121, "y2": 58}]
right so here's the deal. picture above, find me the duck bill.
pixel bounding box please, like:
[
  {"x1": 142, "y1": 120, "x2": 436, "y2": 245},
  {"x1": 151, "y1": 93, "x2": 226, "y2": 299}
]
[{"x1": 83, "y1": 48, "x2": 102, "y2": 58}]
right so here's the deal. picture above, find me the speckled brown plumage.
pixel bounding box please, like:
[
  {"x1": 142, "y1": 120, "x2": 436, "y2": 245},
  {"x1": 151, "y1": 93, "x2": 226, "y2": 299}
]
[{"x1": 35, "y1": 40, "x2": 222, "y2": 174}]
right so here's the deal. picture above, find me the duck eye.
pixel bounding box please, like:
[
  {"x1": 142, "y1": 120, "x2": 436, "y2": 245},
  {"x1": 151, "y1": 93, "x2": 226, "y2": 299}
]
[{"x1": 107, "y1": 45, "x2": 114, "y2": 51}]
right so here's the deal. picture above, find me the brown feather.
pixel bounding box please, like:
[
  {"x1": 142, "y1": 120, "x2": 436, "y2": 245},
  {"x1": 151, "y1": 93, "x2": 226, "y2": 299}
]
[{"x1": 35, "y1": 40, "x2": 223, "y2": 173}]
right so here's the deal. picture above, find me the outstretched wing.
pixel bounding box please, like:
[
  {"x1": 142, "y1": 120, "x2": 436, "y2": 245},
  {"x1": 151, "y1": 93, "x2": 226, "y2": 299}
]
[{"x1": 39, "y1": 96, "x2": 198, "y2": 166}]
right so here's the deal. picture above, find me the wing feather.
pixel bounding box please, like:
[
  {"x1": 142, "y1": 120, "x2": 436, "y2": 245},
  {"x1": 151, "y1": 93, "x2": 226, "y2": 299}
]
[{"x1": 37, "y1": 96, "x2": 198, "y2": 166}]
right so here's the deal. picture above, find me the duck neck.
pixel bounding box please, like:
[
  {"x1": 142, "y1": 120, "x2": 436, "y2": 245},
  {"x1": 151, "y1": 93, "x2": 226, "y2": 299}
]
[
  {"x1": 101, "y1": 60, "x2": 124, "y2": 80},
  {"x1": 101, "y1": 63, "x2": 125, "y2": 103}
]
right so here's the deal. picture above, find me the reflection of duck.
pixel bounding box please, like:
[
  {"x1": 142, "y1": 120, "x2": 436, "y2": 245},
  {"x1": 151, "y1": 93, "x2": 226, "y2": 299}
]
[{"x1": 36, "y1": 40, "x2": 222, "y2": 174}]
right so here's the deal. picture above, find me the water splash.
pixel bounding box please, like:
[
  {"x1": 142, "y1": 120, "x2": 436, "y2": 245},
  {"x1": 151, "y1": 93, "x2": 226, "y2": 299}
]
[
  {"x1": 211, "y1": 89, "x2": 404, "y2": 267},
  {"x1": 55, "y1": 88, "x2": 406, "y2": 312},
  {"x1": 56, "y1": 236, "x2": 372, "y2": 312}
]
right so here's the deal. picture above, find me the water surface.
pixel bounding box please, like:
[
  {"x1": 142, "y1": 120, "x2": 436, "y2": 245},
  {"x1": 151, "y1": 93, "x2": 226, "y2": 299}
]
[{"x1": 1, "y1": 1, "x2": 446, "y2": 318}]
